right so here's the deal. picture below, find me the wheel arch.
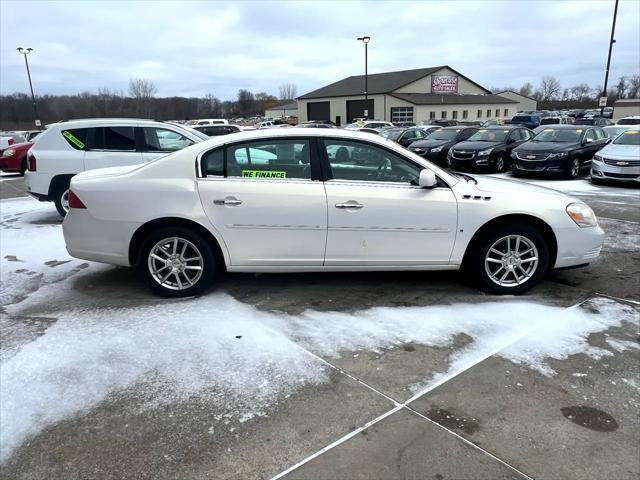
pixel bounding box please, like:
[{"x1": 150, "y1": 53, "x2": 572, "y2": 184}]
[
  {"x1": 129, "y1": 217, "x2": 228, "y2": 269},
  {"x1": 462, "y1": 213, "x2": 558, "y2": 268},
  {"x1": 48, "y1": 174, "x2": 75, "y2": 197}
]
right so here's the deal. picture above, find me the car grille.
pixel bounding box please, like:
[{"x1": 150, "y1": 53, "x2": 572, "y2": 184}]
[
  {"x1": 602, "y1": 172, "x2": 639, "y2": 179},
  {"x1": 516, "y1": 160, "x2": 547, "y2": 171},
  {"x1": 603, "y1": 158, "x2": 640, "y2": 167},
  {"x1": 451, "y1": 150, "x2": 475, "y2": 160},
  {"x1": 515, "y1": 152, "x2": 550, "y2": 161}
]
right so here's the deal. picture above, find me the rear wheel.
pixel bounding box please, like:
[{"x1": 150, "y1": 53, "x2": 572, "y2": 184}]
[
  {"x1": 468, "y1": 223, "x2": 549, "y2": 295},
  {"x1": 140, "y1": 226, "x2": 216, "y2": 297},
  {"x1": 54, "y1": 188, "x2": 70, "y2": 217}
]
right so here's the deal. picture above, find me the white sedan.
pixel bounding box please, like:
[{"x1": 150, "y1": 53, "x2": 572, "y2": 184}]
[{"x1": 63, "y1": 129, "x2": 604, "y2": 297}]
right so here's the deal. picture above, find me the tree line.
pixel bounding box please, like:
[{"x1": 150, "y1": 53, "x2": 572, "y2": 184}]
[{"x1": 0, "y1": 79, "x2": 299, "y2": 130}]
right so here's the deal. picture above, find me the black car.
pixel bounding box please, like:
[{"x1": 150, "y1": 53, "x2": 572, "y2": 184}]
[
  {"x1": 573, "y1": 117, "x2": 613, "y2": 127},
  {"x1": 379, "y1": 126, "x2": 430, "y2": 147},
  {"x1": 431, "y1": 119, "x2": 459, "y2": 127},
  {"x1": 447, "y1": 125, "x2": 534, "y2": 172},
  {"x1": 511, "y1": 125, "x2": 610, "y2": 178},
  {"x1": 193, "y1": 124, "x2": 241, "y2": 136},
  {"x1": 394, "y1": 121, "x2": 416, "y2": 127},
  {"x1": 407, "y1": 126, "x2": 478, "y2": 166}
]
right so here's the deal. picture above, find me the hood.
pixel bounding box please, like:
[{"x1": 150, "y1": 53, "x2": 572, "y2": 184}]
[
  {"x1": 599, "y1": 143, "x2": 640, "y2": 159},
  {"x1": 469, "y1": 175, "x2": 574, "y2": 199},
  {"x1": 409, "y1": 139, "x2": 450, "y2": 148},
  {"x1": 514, "y1": 141, "x2": 579, "y2": 153},
  {"x1": 452, "y1": 140, "x2": 503, "y2": 151},
  {"x1": 73, "y1": 164, "x2": 145, "y2": 181}
]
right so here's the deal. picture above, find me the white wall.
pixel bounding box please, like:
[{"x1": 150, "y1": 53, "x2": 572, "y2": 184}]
[
  {"x1": 416, "y1": 103, "x2": 516, "y2": 123},
  {"x1": 496, "y1": 91, "x2": 537, "y2": 113},
  {"x1": 613, "y1": 102, "x2": 640, "y2": 121}
]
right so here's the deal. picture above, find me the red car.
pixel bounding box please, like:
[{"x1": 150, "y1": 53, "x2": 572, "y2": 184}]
[{"x1": 0, "y1": 141, "x2": 33, "y2": 174}]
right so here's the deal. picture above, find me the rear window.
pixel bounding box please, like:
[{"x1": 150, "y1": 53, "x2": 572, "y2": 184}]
[
  {"x1": 512, "y1": 116, "x2": 534, "y2": 123},
  {"x1": 61, "y1": 128, "x2": 88, "y2": 150},
  {"x1": 618, "y1": 118, "x2": 640, "y2": 125}
]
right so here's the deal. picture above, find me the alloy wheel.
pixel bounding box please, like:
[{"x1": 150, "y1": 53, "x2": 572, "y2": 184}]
[
  {"x1": 570, "y1": 159, "x2": 580, "y2": 178},
  {"x1": 496, "y1": 156, "x2": 505, "y2": 172},
  {"x1": 484, "y1": 235, "x2": 539, "y2": 287},
  {"x1": 60, "y1": 189, "x2": 70, "y2": 213},
  {"x1": 147, "y1": 237, "x2": 204, "y2": 290}
]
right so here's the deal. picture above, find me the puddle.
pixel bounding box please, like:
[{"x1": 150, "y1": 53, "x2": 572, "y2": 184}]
[
  {"x1": 561, "y1": 406, "x2": 618, "y2": 432},
  {"x1": 426, "y1": 406, "x2": 480, "y2": 435}
]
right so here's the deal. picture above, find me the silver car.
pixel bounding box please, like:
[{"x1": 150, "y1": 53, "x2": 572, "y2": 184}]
[{"x1": 591, "y1": 127, "x2": 640, "y2": 184}]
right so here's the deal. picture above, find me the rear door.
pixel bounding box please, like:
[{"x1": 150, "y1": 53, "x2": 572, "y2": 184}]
[
  {"x1": 84, "y1": 126, "x2": 142, "y2": 170},
  {"x1": 321, "y1": 138, "x2": 458, "y2": 266},
  {"x1": 197, "y1": 137, "x2": 328, "y2": 266}
]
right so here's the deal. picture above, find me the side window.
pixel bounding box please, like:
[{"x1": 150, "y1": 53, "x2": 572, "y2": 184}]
[
  {"x1": 595, "y1": 128, "x2": 606, "y2": 140},
  {"x1": 510, "y1": 130, "x2": 523, "y2": 141},
  {"x1": 143, "y1": 128, "x2": 194, "y2": 152},
  {"x1": 323, "y1": 140, "x2": 421, "y2": 185},
  {"x1": 227, "y1": 140, "x2": 311, "y2": 180},
  {"x1": 202, "y1": 148, "x2": 224, "y2": 176},
  {"x1": 461, "y1": 128, "x2": 476, "y2": 140},
  {"x1": 61, "y1": 128, "x2": 88, "y2": 150},
  {"x1": 92, "y1": 126, "x2": 136, "y2": 151},
  {"x1": 585, "y1": 129, "x2": 597, "y2": 142}
]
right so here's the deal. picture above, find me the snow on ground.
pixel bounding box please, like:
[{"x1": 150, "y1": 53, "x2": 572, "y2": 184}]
[{"x1": 1, "y1": 196, "x2": 639, "y2": 463}]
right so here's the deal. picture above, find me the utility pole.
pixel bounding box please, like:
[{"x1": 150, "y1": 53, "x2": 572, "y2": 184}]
[
  {"x1": 600, "y1": 0, "x2": 619, "y2": 117},
  {"x1": 357, "y1": 36, "x2": 371, "y2": 106},
  {"x1": 17, "y1": 47, "x2": 40, "y2": 129}
]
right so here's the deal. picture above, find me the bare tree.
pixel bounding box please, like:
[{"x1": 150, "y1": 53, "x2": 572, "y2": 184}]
[
  {"x1": 279, "y1": 83, "x2": 298, "y2": 100},
  {"x1": 628, "y1": 74, "x2": 640, "y2": 99},
  {"x1": 519, "y1": 82, "x2": 534, "y2": 98},
  {"x1": 570, "y1": 83, "x2": 592, "y2": 101},
  {"x1": 539, "y1": 76, "x2": 561, "y2": 101},
  {"x1": 128, "y1": 79, "x2": 158, "y2": 117},
  {"x1": 614, "y1": 76, "x2": 628, "y2": 99}
]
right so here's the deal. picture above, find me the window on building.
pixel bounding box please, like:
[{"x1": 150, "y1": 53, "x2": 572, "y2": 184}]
[
  {"x1": 495, "y1": 109, "x2": 500, "y2": 117},
  {"x1": 441, "y1": 111, "x2": 447, "y2": 119},
  {"x1": 462, "y1": 110, "x2": 468, "y2": 119},
  {"x1": 452, "y1": 111, "x2": 458, "y2": 119},
  {"x1": 504, "y1": 109, "x2": 509, "y2": 117},
  {"x1": 477, "y1": 110, "x2": 482, "y2": 118},
  {"x1": 390, "y1": 106, "x2": 414, "y2": 124},
  {"x1": 487, "y1": 109, "x2": 492, "y2": 118},
  {"x1": 429, "y1": 111, "x2": 436, "y2": 120}
]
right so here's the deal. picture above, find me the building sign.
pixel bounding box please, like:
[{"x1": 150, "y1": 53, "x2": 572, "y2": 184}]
[{"x1": 431, "y1": 75, "x2": 458, "y2": 93}]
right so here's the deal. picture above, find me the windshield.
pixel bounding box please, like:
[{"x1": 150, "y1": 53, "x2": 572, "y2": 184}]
[
  {"x1": 604, "y1": 127, "x2": 628, "y2": 138},
  {"x1": 533, "y1": 128, "x2": 582, "y2": 143},
  {"x1": 613, "y1": 130, "x2": 640, "y2": 145},
  {"x1": 467, "y1": 129, "x2": 508, "y2": 142},
  {"x1": 426, "y1": 129, "x2": 458, "y2": 141},
  {"x1": 379, "y1": 129, "x2": 403, "y2": 140}
]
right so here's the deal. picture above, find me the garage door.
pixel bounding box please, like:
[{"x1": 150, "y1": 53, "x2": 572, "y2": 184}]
[
  {"x1": 346, "y1": 99, "x2": 374, "y2": 122},
  {"x1": 307, "y1": 102, "x2": 330, "y2": 121}
]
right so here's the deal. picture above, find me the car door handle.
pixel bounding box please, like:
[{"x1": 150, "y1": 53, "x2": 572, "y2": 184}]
[
  {"x1": 335, "y1": 202, "x2": 364, "y2": 209},
  {"x1": 214, "y1": 197, "x2": 242, "y2": 206}
]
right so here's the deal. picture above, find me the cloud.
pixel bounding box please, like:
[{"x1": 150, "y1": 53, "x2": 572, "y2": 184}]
[{"x1": 1, "y1": 0, "x2": 638, "y2": 99}]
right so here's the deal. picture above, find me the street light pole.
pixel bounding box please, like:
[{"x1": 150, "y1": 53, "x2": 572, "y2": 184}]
[
  {"x1": 600, "y1": 0, "x2": 619, "y2": 117},
  {"x1": 357, "y1": 36, "x2": 371, "y2": 105},
  {"x1": 17, "y1": 47, "x2": 40, "y2": 129}
]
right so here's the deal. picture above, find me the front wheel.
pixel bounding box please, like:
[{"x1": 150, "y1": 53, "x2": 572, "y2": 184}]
[
  {"x1": 468, "y1": 223, "x2": 549, "y2": 295},
  {"x1": 140, "y1": 227, "x2": 217, "y2": 297},
  {"x1": 566, "y1": 158, "x2": 581, "y2": 179},
  {"x1": 494, "y1": 154, "x2": 507, "y2": 172},
  {"x1": 54, "y1": 188, "x2": 70, "y2": 217}
]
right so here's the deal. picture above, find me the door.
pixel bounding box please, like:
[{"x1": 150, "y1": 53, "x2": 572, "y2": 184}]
[
  {"x1": 197, "y1": 138, "x2": 327, "y2": 266},
  {"x1": 321, "y1": 138, "x2": 458, "y2": 266},
  {"x1": 398, "y1": 128, "x2": 426, "y2": 147},
  {"x1": 140, "y1": 126, "x2": 197, "y2": 161},
  {"x1": 84, "y1": 126, "x2": 142, "y2": 170},
  {"x1": 347, "y1": 99, "x2": 374, "y2": 122},
  {"x1": 307, "y1": 102, "x2": 330, "y2": 121}
]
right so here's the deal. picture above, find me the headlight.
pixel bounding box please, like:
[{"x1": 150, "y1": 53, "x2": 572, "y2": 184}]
[
  {"x1": 548, "y1": 152, "x2": 568, "y2": 159},
  {"x1": 431, "y1": 145, "x2": 444, "y2": 153},
  {"x1": 566, "y1": 202, "x2": 597, "y2": 227},
  {"x1": 593, "y1": 154, "x2": 604, "y2": 162},
  {"x1": 2, "y1": 148, "x2": 16, "y2": 157},
  {"x1": 477, "y1": 148, "x2": 493, "y2": 156}
]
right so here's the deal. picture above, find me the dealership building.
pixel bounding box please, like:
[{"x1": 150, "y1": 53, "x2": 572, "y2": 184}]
[{"x1": 297, "y1": 66, "x2": 518, "y2": 126}]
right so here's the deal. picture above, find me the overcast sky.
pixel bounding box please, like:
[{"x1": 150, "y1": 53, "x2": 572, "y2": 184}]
[{"x1": 1, "y1": 0, "x2": 639, "y2": 100}]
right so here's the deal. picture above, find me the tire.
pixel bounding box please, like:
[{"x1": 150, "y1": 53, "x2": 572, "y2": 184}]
[
  {"x1": 566, "y1": 158, "x2": 581, "y2": 179},
  {"x1": 467, "y1": 223, "x2": 549, "y2": 295},
  {"x1": 494, "y1": 154, "x2": 507, "y2": 173},
  {"x1": 140, "y1": 226, "x2": 216, "y2": 297},
  {"x1": 54, "y1": 187, "x2": 70, "y2": 217},
  {"x1": 19, "y1": 157, "x2": 28, "y2": 175}
]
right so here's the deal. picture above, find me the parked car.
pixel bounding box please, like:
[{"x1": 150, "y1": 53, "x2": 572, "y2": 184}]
[
  {"x1": 540, "y1": 116, "x2": 574, "y2": 126},
  {"x1": 300, "y1": 120, "x2": 337, "y2": 126},
  {"x1": 416, "y1": 125, "x2": 442, "y2": 136},
  {"x1": 193, "y1": 124, "x2": 241, "y2": 136},
  {"x1": 62, "y1": 128, "x2": 604, "y2": 298},
  {"x1": 430, "y1": 119, "x2": 458, "y2": 127},
  {"x1": 24, "y1": 119, "x2": 206, "y2": 216},
  {"x1": 378, "y1": 126, "x2": 430, "y2": 147},
  {"x1": 511, "y1": 125, "x2": 609, "y2": 179},
  {"x1": 408, "y1": 126, "x2": 479, "y2": 166},
  {"x1": 184, "y1": 119, "x2": 229, "y2": 126},
  {"x1": 357, "y1": 128, "x2": 381, "y2": 134},
  {"x1": 507, "y1": 114, "x2": 540, "y2": 130},
  {"x1": 603, "y1": 125, "x2": 633, "y2": 139},
  {"x1": 345, "y1": 120, "x2": 394, "y2": 130},
  {"x1": 0, "y1": 133, "x2": 27, "y2": 149},
  {"x1": 257, "y1": 119, "x2": 291, "y2": 129},
  {"x1": 3, "y1": 129, "x2": 41, "y2": 142},
  {"x1": 574, "y1": 117, "x2": 613, "y2": 126},
  {"x1": 591, "y1": 127, "x2": 640, "y2": 184},
  {"x1": 393, "y1": 121, "x2": 416, "y2": 127},
  {"x1": 616, "y1": 116, "x2": 640, "y2": 126},
  {"x1": 447, "y1": 126, "x2": 534, "y2": 172},
  {"x1": 0, "y1": 141, "x2": 33, "y2": 174},
  {"x1": 457, "y1": 120, "x2": 483, "y2": 126},
  {"x1": 297, "y1": 122, "x2": 336, "y2": 129}
]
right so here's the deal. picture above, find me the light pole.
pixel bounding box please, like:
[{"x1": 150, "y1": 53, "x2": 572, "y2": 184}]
[
  {"x1": 357, "y1": 36, "x2": 370, "y2": 104},
  {"x1": 600, "y1": 0, "x2": 619, "y2": 117},
  {"x1": 17, "y1": 47, "x2": 40, "y2": 129}
]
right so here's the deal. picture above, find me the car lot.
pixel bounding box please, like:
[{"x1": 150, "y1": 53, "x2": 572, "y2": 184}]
[{"x1": 1, "y1": 171, "x2": 639, "y2": 479}]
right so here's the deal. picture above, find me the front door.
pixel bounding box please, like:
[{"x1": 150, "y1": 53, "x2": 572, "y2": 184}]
[
  {"x1": 321, "y1": 138, "x2": 458, "y2": 266},
  {"x1": 197, "y1": 138, "x2": 327, "y2": 266}
]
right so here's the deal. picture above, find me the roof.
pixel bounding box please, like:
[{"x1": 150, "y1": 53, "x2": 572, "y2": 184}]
[
  {"x1": 613, "y1": 99, "x2": 640, "y2": 107},
  {"x1": 496, "y1": 90, "x2": 537, "y2": 101},
  {"x1": 266, "y1": 101, "x2": 298, "y2": 111},
  {"x1": 390, "y1": 93, "x2": 518, "y2": 105}
]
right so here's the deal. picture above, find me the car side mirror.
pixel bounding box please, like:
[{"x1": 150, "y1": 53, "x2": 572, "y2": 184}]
[
  {"x1": 507, "y1": 138, "x2": 516, "y2": 144},
  {"x1": 419, "y1": 169, "x2": 437, "y2": 188},
  {"x1": 583, "y1": 138, "x2": 594, "y2": 145}
]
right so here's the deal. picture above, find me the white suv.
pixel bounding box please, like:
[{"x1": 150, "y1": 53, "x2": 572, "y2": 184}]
[{"x1": 25, "y1": 118, "x2": 206, "y2": 216}]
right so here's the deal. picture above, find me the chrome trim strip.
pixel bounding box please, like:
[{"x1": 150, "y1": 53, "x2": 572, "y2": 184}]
[
  {"x1": 226, "y1": 224, "x2": 324, "y2": 230},
  {"x1": 329, "y1": 226, "x2": 451, "y2": 233}
]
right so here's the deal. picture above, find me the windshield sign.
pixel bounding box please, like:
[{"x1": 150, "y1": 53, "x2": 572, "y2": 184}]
[{"x1": 533, "y1": 128, "x2": 581, "y2": 143}]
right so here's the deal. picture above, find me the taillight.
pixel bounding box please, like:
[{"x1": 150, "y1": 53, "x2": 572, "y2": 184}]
[
  {"x1": 68, "y1": 191, "x2": 87, "y2": 209},
  {"x1": 28, "y1": 153, "x2": 36, "y2": 171}
]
